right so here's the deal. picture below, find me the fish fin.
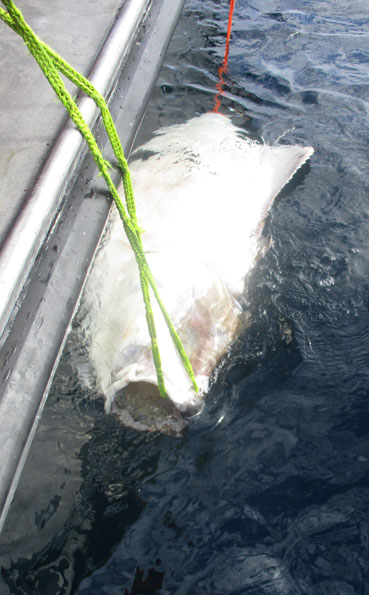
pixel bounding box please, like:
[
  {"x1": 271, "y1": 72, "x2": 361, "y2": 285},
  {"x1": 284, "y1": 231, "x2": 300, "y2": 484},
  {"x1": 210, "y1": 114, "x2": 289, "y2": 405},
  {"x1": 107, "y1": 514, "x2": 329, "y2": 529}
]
[{"x1": 266, "y1": 144, "x2": 314, "y2": 199}]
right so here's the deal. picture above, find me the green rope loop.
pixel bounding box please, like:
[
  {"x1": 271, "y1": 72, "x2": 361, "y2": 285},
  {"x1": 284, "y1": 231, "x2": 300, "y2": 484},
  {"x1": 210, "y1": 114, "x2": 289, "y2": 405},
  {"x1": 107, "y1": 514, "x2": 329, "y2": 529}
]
[{"x1": 0, "y1": 0, "x2": 199, "y2": 398}]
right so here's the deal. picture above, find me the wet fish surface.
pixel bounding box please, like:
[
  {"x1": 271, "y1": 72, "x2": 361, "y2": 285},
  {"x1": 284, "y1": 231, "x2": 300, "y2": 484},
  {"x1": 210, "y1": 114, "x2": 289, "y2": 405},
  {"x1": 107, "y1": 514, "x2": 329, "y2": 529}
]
[{"x1": 77, "y1": 112, "x2": 313, "y2": 432}]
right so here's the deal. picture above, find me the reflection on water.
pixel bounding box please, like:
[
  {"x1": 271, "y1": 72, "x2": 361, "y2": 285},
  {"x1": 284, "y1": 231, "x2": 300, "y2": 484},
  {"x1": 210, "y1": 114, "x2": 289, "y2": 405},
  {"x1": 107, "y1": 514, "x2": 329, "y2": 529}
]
[{"x1": 2, "y1": 0, "x2": 369, "y2": 593}]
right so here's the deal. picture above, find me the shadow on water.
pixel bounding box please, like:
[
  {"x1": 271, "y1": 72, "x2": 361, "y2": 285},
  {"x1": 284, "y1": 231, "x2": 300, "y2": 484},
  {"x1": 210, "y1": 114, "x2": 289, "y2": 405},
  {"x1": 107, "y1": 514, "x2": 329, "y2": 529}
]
[
  {"x1": 2, "y1": 0, "x2": 369, "y2": 593},
  {"x1": 0, "y1": 398, "x2": 164, "y2": 593}
]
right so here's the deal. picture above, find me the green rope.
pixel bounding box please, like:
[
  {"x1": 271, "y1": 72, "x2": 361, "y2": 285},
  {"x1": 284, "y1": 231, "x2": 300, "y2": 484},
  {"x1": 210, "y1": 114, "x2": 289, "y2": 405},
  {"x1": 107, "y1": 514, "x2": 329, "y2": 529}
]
[
  {"x1": 1, "y1": 9, "x2": 136, "y2": 219},
  {"x1": 0, "y1": 0, "x2": 199, "y2": 397}
]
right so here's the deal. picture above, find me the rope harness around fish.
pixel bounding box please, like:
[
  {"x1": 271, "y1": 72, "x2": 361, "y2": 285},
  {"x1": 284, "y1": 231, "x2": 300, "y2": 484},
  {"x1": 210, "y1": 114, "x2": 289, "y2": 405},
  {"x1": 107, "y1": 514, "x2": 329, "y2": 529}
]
[{"x1": 0, "y1": 0, "x2": 198, "y2": 398}]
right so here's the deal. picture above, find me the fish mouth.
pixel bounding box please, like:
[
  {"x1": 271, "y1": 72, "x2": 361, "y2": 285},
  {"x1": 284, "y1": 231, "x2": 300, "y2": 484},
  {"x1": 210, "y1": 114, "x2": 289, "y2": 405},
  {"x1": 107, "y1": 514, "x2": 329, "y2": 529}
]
[{"x1": 110, "y1": 380, "x2": 202, "y2": 434}]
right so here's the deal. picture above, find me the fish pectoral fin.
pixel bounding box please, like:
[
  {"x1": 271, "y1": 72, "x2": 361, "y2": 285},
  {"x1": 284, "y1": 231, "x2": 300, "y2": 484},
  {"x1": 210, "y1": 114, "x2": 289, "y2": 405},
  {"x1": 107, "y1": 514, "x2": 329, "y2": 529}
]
[{"x1": 267, "y1": 144, "x2": 314, "y2": 199}]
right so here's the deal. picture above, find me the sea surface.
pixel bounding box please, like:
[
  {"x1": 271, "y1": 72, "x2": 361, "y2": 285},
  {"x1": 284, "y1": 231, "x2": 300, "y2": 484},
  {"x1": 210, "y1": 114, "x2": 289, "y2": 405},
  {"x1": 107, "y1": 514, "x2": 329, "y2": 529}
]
[{"x1": 2, "y1": 0, "x2": 369, "y2": 593}]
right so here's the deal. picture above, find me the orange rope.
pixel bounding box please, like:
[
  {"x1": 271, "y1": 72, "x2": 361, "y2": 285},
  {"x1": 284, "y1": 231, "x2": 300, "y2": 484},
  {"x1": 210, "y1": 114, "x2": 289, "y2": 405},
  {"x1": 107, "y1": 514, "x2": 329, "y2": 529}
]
[{"x1": 213, "y1": 0, "x2": 236, "y2": 113}]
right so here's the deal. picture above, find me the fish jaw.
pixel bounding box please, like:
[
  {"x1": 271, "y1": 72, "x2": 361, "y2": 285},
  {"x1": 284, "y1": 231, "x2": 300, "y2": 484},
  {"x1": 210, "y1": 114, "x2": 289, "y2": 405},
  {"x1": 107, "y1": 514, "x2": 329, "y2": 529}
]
[
  {"x1": 105, "y1": 360, "x2": 205, "y2": 419},
  {"x1": 109, "y1": 381, "x2": 189, "y2": 435},
  {"x1": 100, "y1": 250, "x2": 241, "y2": 422},
  {"x1": 103, "y1": 344, "x2": 204, "y2": 434}
]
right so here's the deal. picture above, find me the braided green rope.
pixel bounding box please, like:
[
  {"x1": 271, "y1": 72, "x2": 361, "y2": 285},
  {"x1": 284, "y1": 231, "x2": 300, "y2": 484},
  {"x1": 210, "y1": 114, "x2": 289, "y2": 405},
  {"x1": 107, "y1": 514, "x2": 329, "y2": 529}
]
[
  {"x1": 0, "y1": 0, "x2": 198, "y2": 397},
  {"x1": 1, "y1": 10, "x2": 136, "y2": 216}
]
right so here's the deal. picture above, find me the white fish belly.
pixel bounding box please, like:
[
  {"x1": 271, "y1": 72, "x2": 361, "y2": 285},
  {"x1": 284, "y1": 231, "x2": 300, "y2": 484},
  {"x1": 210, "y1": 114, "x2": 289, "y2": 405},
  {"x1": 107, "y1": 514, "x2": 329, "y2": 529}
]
[{"x1": 78, "y1": 113, "x2": 313, "y2": 432}]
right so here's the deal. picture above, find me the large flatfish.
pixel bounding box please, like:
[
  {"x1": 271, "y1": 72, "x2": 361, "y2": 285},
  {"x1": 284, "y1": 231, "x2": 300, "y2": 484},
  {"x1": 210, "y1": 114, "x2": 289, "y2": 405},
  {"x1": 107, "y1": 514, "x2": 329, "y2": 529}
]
[{"x1": 78, "y1": 113, "x2": 313, "y2": 433}]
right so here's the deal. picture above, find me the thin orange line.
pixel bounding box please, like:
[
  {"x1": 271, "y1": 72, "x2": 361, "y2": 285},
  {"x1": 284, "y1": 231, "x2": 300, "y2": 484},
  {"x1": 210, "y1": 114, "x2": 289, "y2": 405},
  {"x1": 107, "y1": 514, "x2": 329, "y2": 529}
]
[
  {"x1": 213, "y1": 0, "x2": 236, "y2": 113},
  {"x1": 224, "y1": 0, "x2": 235, "y2": 68}
]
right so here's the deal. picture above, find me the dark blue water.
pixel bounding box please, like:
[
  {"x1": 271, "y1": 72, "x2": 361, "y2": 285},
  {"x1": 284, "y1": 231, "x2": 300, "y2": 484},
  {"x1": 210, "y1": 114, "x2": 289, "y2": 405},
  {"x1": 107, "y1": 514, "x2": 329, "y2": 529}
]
[{"x1": 2, "y1": 0, "x2": 369, "y2": 593}]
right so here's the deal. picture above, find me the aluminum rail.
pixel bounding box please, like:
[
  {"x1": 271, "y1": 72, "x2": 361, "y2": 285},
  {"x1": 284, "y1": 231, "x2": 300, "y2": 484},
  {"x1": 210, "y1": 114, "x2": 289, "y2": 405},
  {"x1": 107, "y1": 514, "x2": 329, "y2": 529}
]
[{"x1": 0, "y1": 0, "x2": 186, "y2": 533}]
